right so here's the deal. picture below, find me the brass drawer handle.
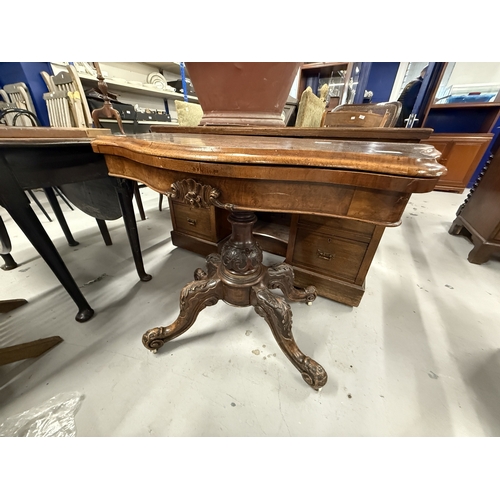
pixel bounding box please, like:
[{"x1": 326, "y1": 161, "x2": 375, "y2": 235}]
[
  {"x1": 187, "y1": 218, "x2": 197, "y2": 226},
  {"x1": 317, "y1": 249, "x2": 333, "y2": 261}
]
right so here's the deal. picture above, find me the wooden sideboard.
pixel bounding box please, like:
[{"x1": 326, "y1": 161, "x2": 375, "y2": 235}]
[
  {"x1": 152, "y1": 126, "x2": 436, "y2": 307},
  {"x1": 425, "y1": 133, "x2": 493, "y2": 193}
]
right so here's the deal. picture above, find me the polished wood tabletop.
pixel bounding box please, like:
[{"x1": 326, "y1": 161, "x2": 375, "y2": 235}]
[
  {"x1": 93, "y1": 132, "x2": 443, "y2": 176},
  {"x1": 93, "y1": 132, "x2": 446, "y2": 227}
]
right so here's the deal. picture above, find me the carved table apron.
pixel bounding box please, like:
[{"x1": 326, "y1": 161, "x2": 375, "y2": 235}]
[{"x1": 92, "y1": 132, "x2": 445, "y2": 390}]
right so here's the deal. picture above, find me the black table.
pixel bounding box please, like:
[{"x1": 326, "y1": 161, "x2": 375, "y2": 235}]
[{"x1": 0, "y1": 128, "x2": 151, "y2": 322}]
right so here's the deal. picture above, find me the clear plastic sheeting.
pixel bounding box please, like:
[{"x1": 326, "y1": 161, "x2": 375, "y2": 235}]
[{"x1": 0, "y1": 392, "x2": 84, "y2": 437}]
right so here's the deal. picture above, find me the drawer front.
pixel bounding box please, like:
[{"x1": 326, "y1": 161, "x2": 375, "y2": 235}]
[
  {"x1": 297, "y1": 214, "x2": 375, "y2": 243},
  {"x1": 291, "y1": 228, "x2": 368, "y2": 282},
  {"x1": 171, "y1": 202, "x2": 214, "y2": 240}
]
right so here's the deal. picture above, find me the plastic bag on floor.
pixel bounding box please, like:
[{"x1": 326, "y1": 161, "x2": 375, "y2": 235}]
[{"x1": 0, "y1": 391, "x2": 84, "y2": 437}]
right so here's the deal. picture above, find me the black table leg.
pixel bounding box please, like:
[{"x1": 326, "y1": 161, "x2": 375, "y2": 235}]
[
  {"x1": 133, "y1": 182, "x2": 146, "y2": 221},
  {"x1": 27, "y1": 189, "x2": 52, "y2": 221},
  {"x1": 1, "y1": 253, "x2": 18, "y2": 270},
  {"x1": 43, "y1": 187, "x2": 79, "y2": 247},
  {"x1": 0, "y1": 215, "x2": 18, "y2": 270},
  {"x1": 114, "y1": 178, "x2": 152, "y2": 282},
  {"x1": 96, "y1": 219, "x2": 112, "y2": 246},
  {"x1": 0, "y1": 164, "x2": 94, "y2": 322}
]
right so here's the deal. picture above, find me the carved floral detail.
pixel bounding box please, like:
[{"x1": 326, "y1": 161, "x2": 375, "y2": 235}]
[
  {"x1": 221, "y1": 240, "x2": 263, "y2": 274},
  {"x1": 168, "y1": 178, "x2": 234, "y2": 210}
]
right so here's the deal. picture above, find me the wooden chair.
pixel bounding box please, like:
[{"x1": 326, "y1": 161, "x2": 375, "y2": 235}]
[
  {"x1": 41, "y1": 65, "x2": 92, "y2": 129},
  {"x1": 1, "y1": 83, "x2": 38, "y2": 127},
  {"x1": 295, "y1": 85, "x2": 329, "y2": 128},
  {"x1": 0, "y1": 82, "x2": 37, "y2": 127},
  {"x1": 174, "y1": 100, "x2": 203, "y2": 127},
  {"x1": 321, "y1": 101, "x2": 402, "y2": 128}
]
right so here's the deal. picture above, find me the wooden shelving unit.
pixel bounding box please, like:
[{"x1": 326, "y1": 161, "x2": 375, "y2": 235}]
[
  {"x1": 78, "y1": 74, "x2": 198, "y2": 103},
  {"x1": 297, "y1": 62, "x2": 354, "y2": 108},
  {"x1": 419, "y1": 62, "x2": 500, "y2": 193}
]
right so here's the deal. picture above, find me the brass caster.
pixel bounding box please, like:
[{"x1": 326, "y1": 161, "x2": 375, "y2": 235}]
[
  {"x1": 152, "y1": 349, "x2": 158, "y2": 354},
  {"x1": 307, "y1": 301, "x2": 313, "y2": 306}
]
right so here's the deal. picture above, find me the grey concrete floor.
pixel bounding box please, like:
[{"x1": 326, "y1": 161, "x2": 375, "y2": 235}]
[{"x1": 1, "y1": 186, "x2": 499, "y2": 437}]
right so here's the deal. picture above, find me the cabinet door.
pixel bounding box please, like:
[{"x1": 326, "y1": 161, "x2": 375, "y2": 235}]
[{"x1": 426, "y1": 135, "x2": 492, "y2": 193}]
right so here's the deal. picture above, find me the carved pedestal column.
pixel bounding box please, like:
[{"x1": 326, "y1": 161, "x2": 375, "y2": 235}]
[{"x1": 141, "y1": 179, "x2": 326, "y2": 390}]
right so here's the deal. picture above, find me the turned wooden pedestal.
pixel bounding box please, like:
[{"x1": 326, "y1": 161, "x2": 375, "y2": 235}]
[{"x1": 143, "y1": 210, "x2": 326, "y2": 390}]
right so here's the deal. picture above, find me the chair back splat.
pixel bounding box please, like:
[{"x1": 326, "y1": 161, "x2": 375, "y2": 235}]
[{"x1": 321, "y1": 101, "x2": 402, "y2": 128}]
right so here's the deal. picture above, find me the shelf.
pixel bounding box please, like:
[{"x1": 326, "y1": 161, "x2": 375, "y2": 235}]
[
  {"x1": 302, "y1": 62, "x2": 349, "y2": 69},
  {"x1": 78, "y1": 74, "x2": 198, "y2": 103},
  {"x1": 430, "y1": 103, "x2": 500, "y2": 109},
  {"x1": 426, "y1": 105, "x2": 500, "y2": 133},
  {"x1": 300, "y1": 63, "x2": 349, "y2": 79},
  {"x1": 144, "y1": 62, "x2": 190, "y2": 77},
  {"x1": 99, "y1": 119, "x2": 179, "y2": 126}
]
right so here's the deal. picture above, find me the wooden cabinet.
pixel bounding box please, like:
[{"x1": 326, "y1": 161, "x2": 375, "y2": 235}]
[
  {"x1": 425, "y1": 134, "x2": 493, "y2": 192},
  {"x1": 449, "y1": 142, "x2": 500, "y2": 263}
]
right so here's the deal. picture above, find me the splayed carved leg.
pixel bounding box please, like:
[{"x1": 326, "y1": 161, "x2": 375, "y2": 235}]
[
  {"x1": 252, "y1": 285, "x2": 327, "y2": 390},
  {"x1": 267, "y1": 262, "x2": 317, "y2": 304},
  {"x1": 142, "y1": 276, "x2": 223, "y2": 352}
]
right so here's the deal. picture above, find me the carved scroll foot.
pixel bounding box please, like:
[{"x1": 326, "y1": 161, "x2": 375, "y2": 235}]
[
  {"x1": 142, "y1": 276, "x2": 223, "y2": 352},
  {"x1": 194, "y1": 253, "x2": 221, "y2": 281},
  {"x1": 252, "y1": 285, "x2": 327, "y2": 390},
  {"x1": 267, "y1": 262, "x2": 317, "y2": 304}
]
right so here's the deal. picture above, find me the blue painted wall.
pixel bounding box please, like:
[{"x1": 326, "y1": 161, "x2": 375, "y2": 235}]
[
  {"x1": 364, "y1": 62, "x2": 400, "y2": 103},
  {"x1": 0, "y1": 62, "x2": 54, "y2": 126}
]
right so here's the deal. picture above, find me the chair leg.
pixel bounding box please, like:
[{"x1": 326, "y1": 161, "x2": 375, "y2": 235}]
[
  {"x1": 54, "y1": 186, "x2": 74, "y2": 211},
  {"x1": 1, "y1": 216, "x2": 18, "y2": 270},
  {"x1": 159, "y1": 193, "x2": 163, "y2": 212},
  {"x1": 27, "y1": 190, "x2": 52, "y2": 222},
  {"x1": 96, "y1": 219, "x2": 112, "y2": 246},
  {"x1": 133, "y1": 182, "x2": 146, "y2": 221},
  {"x1": 43, "y1": 187, "x2": 79, "y2": 247}
]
